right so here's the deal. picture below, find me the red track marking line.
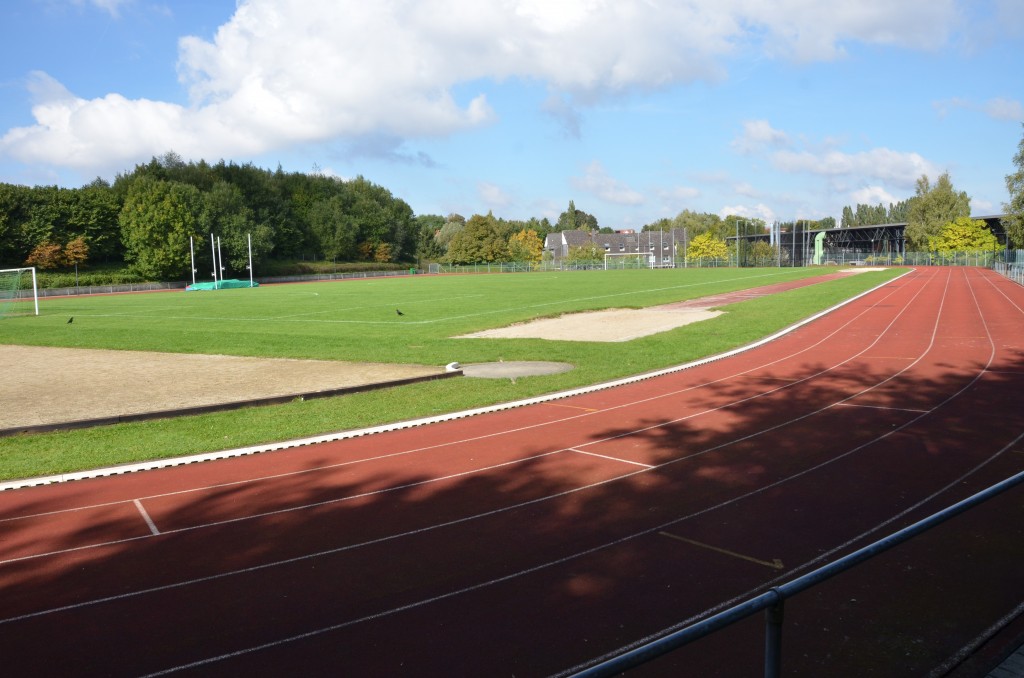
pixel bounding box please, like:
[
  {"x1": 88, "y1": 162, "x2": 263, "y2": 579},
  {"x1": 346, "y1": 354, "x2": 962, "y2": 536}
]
[
  {"x1": 0, "y1": 271, "x2": 916, "y2": 520},
  {"x1": 658, "y1": 531, "x2": 785, "y2": 570},
  {"x1": 547, "y1": 403, "x2": 600, "y2": 412},
  {"x1": 134, "y1": 499, "x2": 160, "y2": 536},
  {"x1": 0, "y1": 270, "x2": 911, "y2": 493},
  {"x1": 567, "y1": 448, "x2": 656, "y2": 469}
]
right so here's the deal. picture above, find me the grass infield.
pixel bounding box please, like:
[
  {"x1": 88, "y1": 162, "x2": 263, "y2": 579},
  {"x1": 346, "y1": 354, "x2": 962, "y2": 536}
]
[{"x1": 0, "y1": 267, "x2": 903, "y2": 481}]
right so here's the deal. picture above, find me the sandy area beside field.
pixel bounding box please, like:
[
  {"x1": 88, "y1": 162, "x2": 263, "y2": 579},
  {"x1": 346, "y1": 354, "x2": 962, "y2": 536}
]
[
  {"x1": 458, "y1": 308, "x2": 722, "y2": 342},
  {"x1": 1, "y1": 346, "x2": 441, "y2": 430}
]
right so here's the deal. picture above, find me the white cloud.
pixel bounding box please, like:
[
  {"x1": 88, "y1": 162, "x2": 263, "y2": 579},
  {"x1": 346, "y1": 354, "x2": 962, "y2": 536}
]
[
  {"x1": 720, "y1": 203, "x2": 776, "y2": 224},
  {"x1": 733, "y1": 182, "x2": 761, "y2": 198},
  {"x1": 732, "y1": 119, "x2": 790, "y2": 154},
  {"x1": 2, "y1": 0, "x2": 967, "y2": 177},
  {"x1": 659, "y1": 185, "x2": 701, "y2": 202},
  {"x1": 850, "y1": 185, "x2": 899, "y2": 206},
  {"x1": 934, "y1": 96, "x2": 1023, "y2": 121},
  {"x1": 70, "y1": 0, "x2": 132, "y2": 17},
  {"x1": 772, "y1": 147, "x2": 937, "y2": 189},
  {"x1": 984, "y1": 98, "x2": 1023, "y2": 121},
  {"x1": 571, "y1": 161, "x2": 644, "y2": 205},
  {"x1": 478, "y1": 181, "x2": 512, "y2": 209}
]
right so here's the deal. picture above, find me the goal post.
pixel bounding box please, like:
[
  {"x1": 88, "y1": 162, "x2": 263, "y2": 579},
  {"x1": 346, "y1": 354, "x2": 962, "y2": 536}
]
[
  {"x1": 0, "y1": 267, "x2": 39, "y2": 318},
  {"x1": 604, "y1": 252, "x2": 655, "y2": 270}
]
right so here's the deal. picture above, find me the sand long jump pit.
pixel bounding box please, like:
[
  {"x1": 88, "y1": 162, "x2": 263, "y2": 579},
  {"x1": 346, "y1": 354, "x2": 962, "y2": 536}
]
[{"x1": 0, "y1": 346, "x2": 448, "y2": 434}]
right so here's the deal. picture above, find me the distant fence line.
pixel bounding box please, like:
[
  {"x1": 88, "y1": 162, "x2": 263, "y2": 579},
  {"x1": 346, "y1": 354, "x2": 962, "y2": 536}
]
[{"x1": 10, "y1": 250, "x2": 1023, "y2": 299}]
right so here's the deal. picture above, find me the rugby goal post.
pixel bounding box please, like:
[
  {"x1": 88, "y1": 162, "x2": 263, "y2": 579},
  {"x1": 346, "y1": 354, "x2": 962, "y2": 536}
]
[
  {"x1": 604, "y1": 252, "x2": 655, "y2": 270},
  {"x1": 0, "y1": 267, "x2": 39, "y2": 317}
]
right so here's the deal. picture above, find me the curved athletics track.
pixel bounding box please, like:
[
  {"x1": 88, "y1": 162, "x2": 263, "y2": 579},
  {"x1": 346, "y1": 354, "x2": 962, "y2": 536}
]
[{"x1": 1, "y1": 267, "x2": 1022, "y2": 677}]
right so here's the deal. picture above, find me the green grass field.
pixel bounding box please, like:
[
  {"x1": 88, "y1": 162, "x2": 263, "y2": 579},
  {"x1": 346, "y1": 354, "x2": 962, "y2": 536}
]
[{"x1": 0, "y1": 267, "x2": 904, "y2": 481}]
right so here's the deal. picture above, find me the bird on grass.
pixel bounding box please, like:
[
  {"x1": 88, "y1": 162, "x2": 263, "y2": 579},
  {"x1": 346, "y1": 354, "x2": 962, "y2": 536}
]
[
  {"x1": 67, "y1": 317, "x2": 74, "y2": 324},
  {"x1": 395, "y1": 309, "x2": 404, "y2": 316}
]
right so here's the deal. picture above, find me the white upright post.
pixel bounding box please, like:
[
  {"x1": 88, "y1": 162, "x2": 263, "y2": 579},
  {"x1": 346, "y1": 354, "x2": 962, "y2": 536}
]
[
  {"x1": 247, "y1": 233, "x2": 254, "y2": 287},
  {"x1": 217, "y1": 237, "x2": 224, "y2": 286},
  {"x1": 189, "y1": 236, "x2": 196, "y2": 285},
  {"x1": 210, "y1": 233, "x2": 218, "y2": 288},
  {"x1": 30, "y1": 266, "x2": 39, "y2": 316}
]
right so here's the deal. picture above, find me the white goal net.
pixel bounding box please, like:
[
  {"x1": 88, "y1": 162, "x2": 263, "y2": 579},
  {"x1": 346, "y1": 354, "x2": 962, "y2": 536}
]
[
  {"x1": 0, "y1": 267, "x2": 39, "y2": 318},
  {"x1": 604, "y1": 253, "x2": 655, "y2": 270}
]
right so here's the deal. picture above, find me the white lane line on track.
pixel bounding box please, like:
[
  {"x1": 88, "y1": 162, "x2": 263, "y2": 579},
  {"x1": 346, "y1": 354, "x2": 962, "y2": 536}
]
[
  {"x1": 835, "y1": 403, "x2": 931, "y2": 414},
  {"x1": 0, "y1": 272, "x2": 950, "y2": 615},
  {"x1": 0, "y1": 270, "x2": 931, "y2": 564},
  {"x1": 568, "y1": 448, "x2": 656, "y2": 469},
  {"x1": 134, "y1": 500, "x2": 160, "y2": 536},
  {"x1": 1, "y1": 272, "x2": 916, "y2": 523},
  {"x1": 0, "y1": 271, "x2": 909, "y2": 493}
]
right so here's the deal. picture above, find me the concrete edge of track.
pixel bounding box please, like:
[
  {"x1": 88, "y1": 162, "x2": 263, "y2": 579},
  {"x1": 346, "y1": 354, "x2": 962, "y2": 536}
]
[{"x1": 0, "y1": 269, "x2": 914, "y2": 492}]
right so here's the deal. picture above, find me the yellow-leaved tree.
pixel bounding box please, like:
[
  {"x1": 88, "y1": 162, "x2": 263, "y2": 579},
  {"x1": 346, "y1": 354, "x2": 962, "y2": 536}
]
[
  {"x1": 507, "y1": 229, "x2": 543, "y2": 263},
  {"x1": 928, "y1": 217, "x2": 1000, "y2": 253},
  {"x1": 685, "y1": 232, "x2": 728, "y2": 262}
]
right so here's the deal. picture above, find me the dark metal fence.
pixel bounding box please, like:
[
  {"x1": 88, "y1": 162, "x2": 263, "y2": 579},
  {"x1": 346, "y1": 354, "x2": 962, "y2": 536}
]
[{"x1": 570, "y1": 467, "x2": 1024, "y2": 677}]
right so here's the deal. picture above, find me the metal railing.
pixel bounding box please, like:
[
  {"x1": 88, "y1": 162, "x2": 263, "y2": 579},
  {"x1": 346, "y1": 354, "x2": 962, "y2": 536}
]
[{"x1": 571, "y1": 468, "x2": 1024, "y2": 678}]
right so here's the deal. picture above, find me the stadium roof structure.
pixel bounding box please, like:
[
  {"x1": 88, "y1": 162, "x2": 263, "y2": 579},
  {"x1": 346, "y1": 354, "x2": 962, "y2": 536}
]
[{"x1": 728, "y1": 215, "x2": 1010, "y2": 266}]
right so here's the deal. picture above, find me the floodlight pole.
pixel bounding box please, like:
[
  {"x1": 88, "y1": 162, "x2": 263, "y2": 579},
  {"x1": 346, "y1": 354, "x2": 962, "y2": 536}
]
[
  {"x1": 210, "y1": 233, "x2": 218, "y2": 288},
  {"x1": 736, "y1": 220, "x2": 746, "y2": 268},
  {"x1": 247, "y1": 233, "x2": 254, "y2": 287}
]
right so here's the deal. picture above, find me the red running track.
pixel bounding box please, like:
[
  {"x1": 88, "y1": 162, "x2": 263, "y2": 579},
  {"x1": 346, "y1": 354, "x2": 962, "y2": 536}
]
[{"x1": 1, "y1": 267, "x2": 1023, "y2": 677}]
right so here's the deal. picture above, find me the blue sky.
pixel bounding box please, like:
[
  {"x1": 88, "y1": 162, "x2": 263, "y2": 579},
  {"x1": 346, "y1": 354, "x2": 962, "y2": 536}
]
[{"x1": 1, "y1": 0, "x2": 1021, "y2": 230}]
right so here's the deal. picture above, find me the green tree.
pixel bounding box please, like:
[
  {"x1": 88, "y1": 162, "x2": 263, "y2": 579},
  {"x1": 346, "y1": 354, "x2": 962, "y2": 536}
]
[
  {"x1": 445, "y1": 212, "x2": 510, "y2": 264},
  {"x1": 413, "y1": 214, "x2": 446, "y2": 264},
  {"x1": 72, "y1": 179, "x2": 122, "y2": 262},
  {"x1": 119, "y1": 176, "x2": 202, "y2": 280},
  {"x1": 928, "y1": 217, "x2": 1000, "y2": 253},
  {"x1": 507, "y1": 228, "x2": 543, "y2": 263},
  {"x1": 564, "y1": 242, "x2": 603, "y2": 265},
  {"x1": 748, "y1": 240, "x2": 778, "y2": 266},
  {"x1": 1004, "y1": 124, "x2": 1024, "y2": 249},
  {"x1": 841, "y1": 205, "x2": 855, "y2": 228},
  {"x1": 202, "y1": 181, "x2": 274, "y2": 273},
  {"x1": 905, "y1": 172, "x2": 970, "y2": 250},
  {"x1": 556, "y1": 200, "x2": 598, "y2": 231},
  {"x1": 685, "y1": 232, "x2": 728, "y2": 261}
]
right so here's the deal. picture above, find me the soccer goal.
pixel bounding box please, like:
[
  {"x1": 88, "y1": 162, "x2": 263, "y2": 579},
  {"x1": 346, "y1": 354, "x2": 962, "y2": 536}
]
[
  {"x1": 0, "y1": 267, "x2": 40, "y2": 318},
  {"x1": 604, "y1": 253, "x2": 655, "y2": 270}
]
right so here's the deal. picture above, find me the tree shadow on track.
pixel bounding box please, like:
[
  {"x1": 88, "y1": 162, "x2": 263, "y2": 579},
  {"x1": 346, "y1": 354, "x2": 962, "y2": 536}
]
[{"x1": 1, "y1": 357, "x2": 1023, "y2": 677}]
